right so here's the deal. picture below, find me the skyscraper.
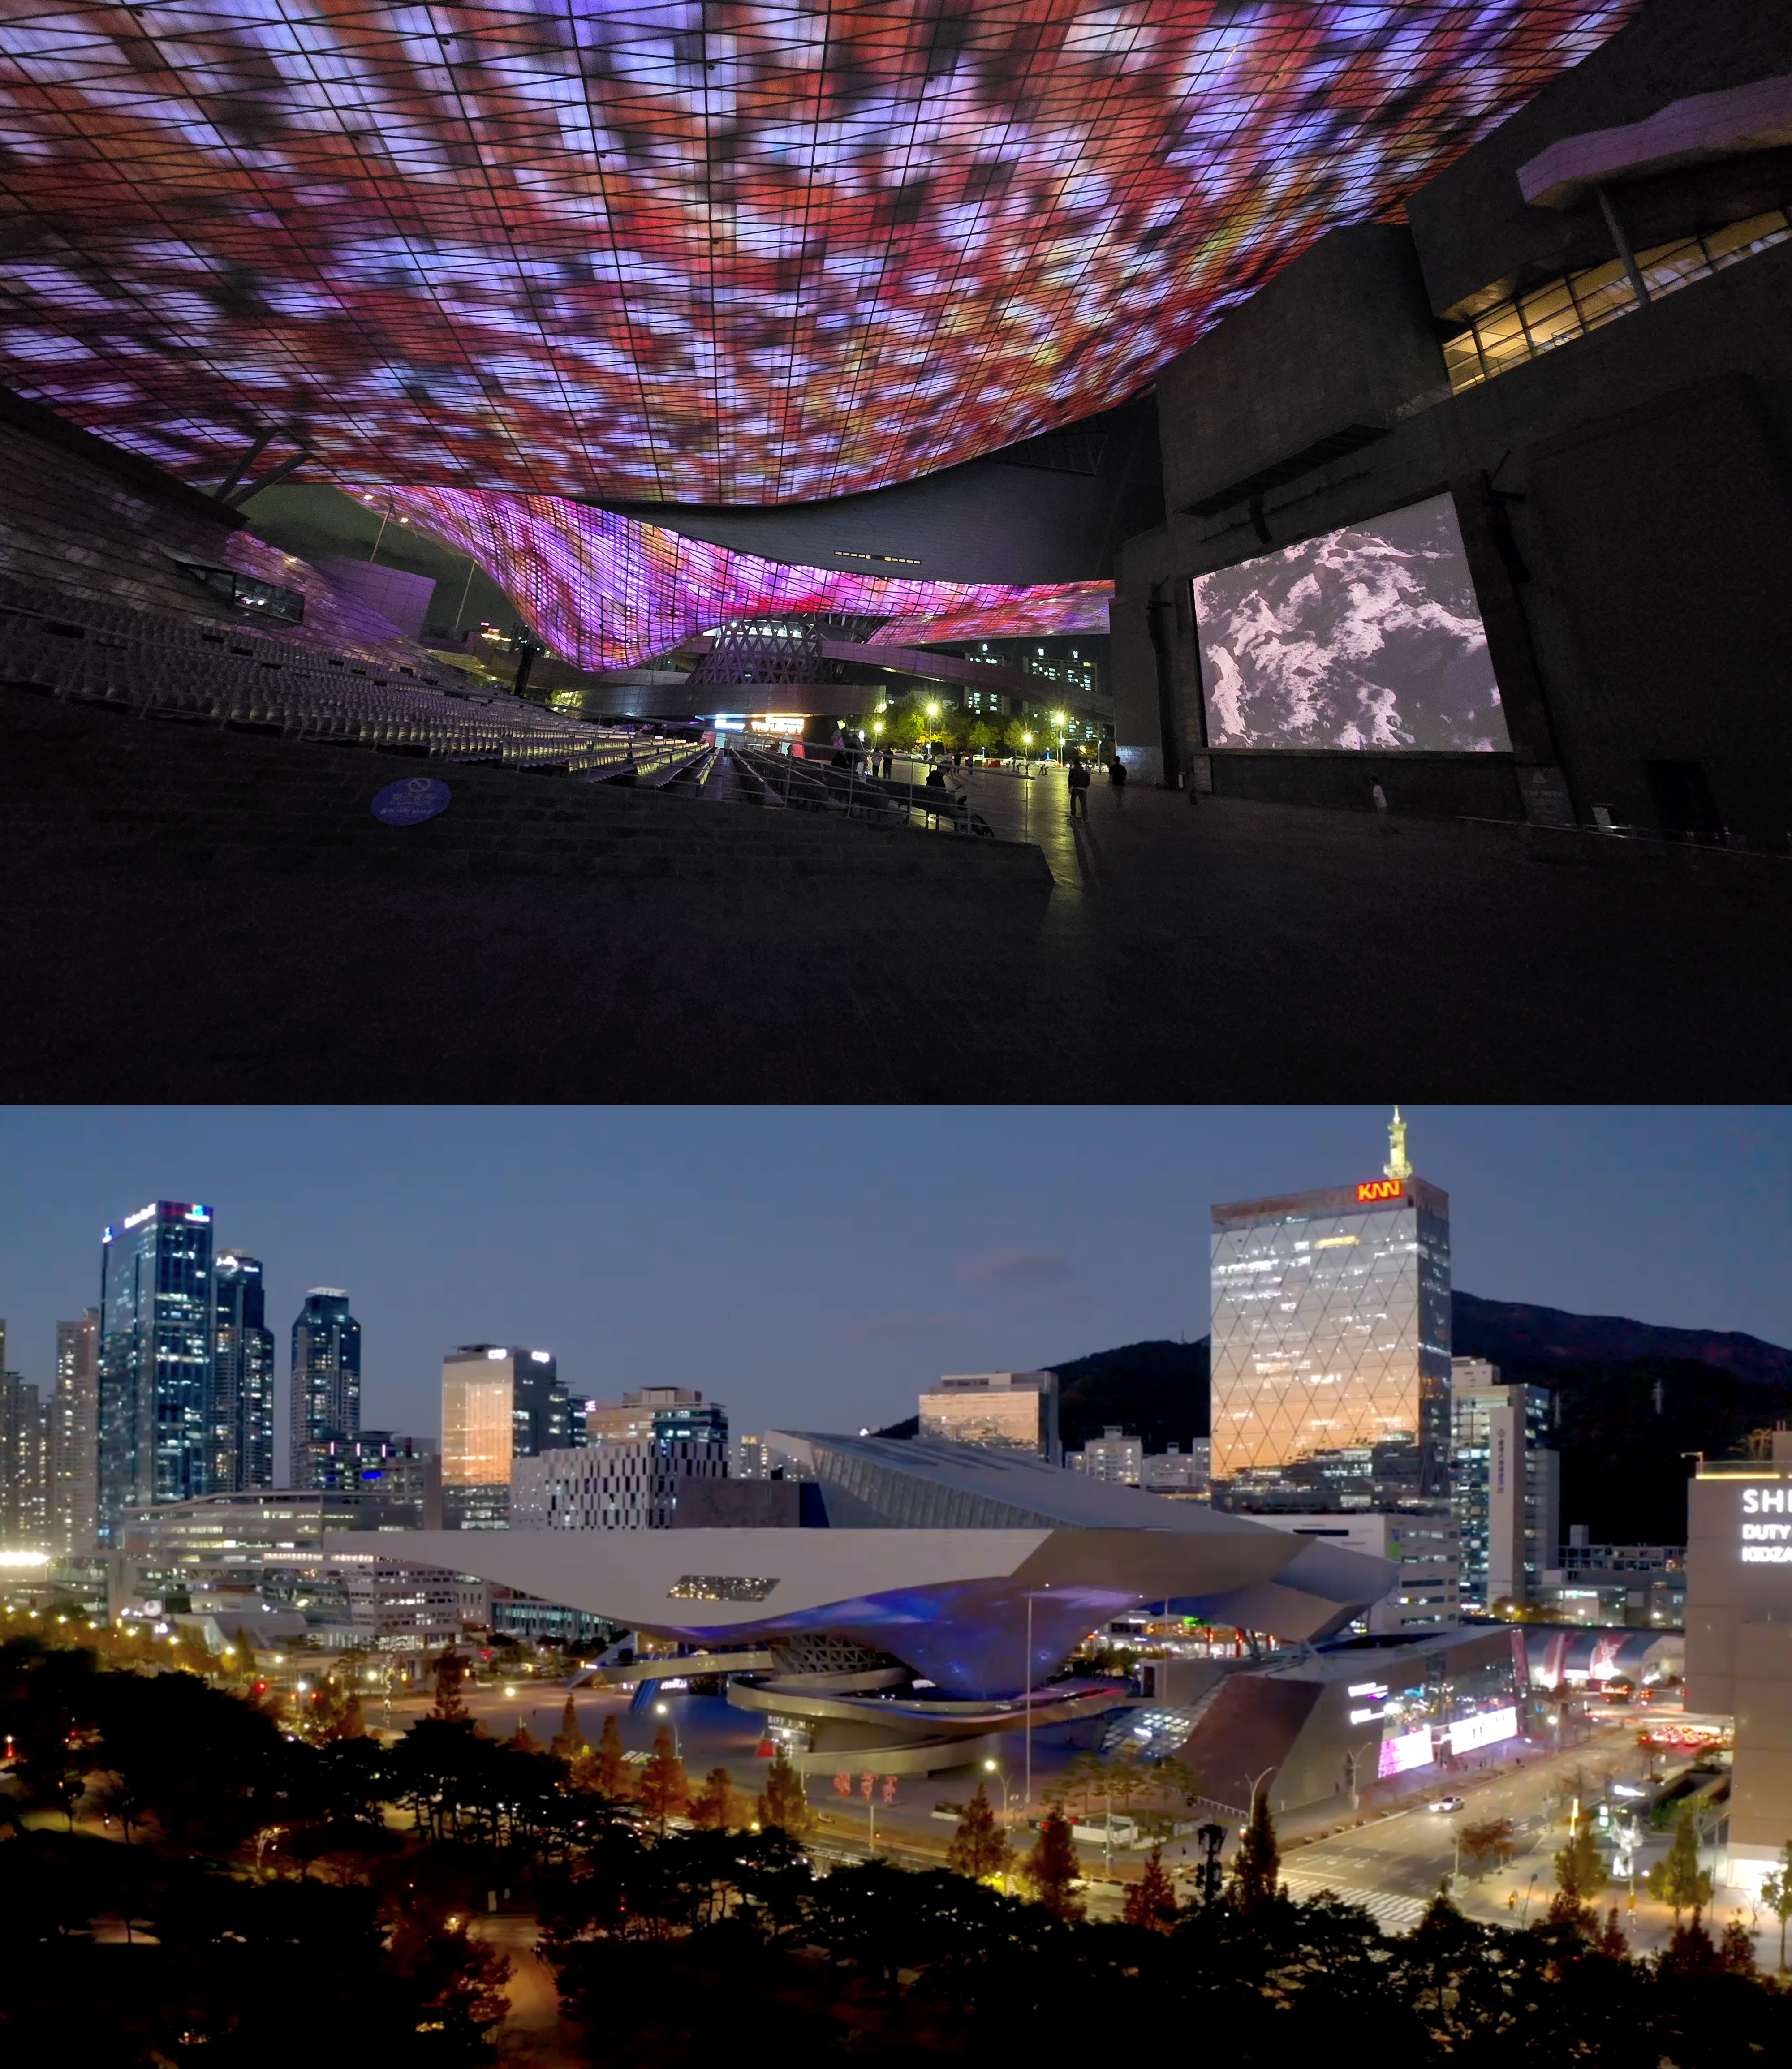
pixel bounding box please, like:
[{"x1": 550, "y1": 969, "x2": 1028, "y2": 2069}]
[
  {"x1": 0, "y1": 1363, "x2": 51, "y2": 1552},
  {"x1": 1450, "y1": 1358, "x2": 1559, "y2": 1612},
  {"x1": 52, "y1": 1309, "x2": 100, "y2": 1559},
  {"x1": 1209, "y1": 1112, "x2": 1452, "y2": 1511},
  {"x1": 441, "y1": 1345, "x2": 569, "y2": 1528},
  {"x1": 99, "y1": 1202, "x2": 216, "y2": 1542},
  {"x1": 213, "y1": 1253, "x2": 275, "y2": 1493},
  {"x1": 290, "y1": 1289, "x2": 361, "y2": 1490}
]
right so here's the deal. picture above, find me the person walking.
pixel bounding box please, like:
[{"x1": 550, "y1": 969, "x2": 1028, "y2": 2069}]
[
  {"x1": 1109, "y1": 753, "x2": 1128, "y2": 809},
  {"x1": 1067, "y1": 755, "x2": 1090, "y2": 820}
]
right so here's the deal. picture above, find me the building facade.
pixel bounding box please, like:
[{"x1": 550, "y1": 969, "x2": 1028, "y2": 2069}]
[
  {"x1": 99, "y1": 1201, "x2": 217, "y2": 1540},
  {"x1": 917, "y1": 1371, "x2": 1061, "y2": 1462},
  {"x1": 289, "y1": 1289, "x2": 361, "y2": 1490},
  {"x1": 52, "y1": 1309, "x2": 100, "y2": 1560},
  {"x1": 732, "y1": 1433, "x2": 771, "y2": 1480},
  {"x1": 312, "y1": 1430, "x2": 443, "y2": 1528},
  {"x1": 1209, "y1": 1117, "x2": 1451, "y2": 1510},
  {"x1": 1249, "y1": 1510, "x2": 1461, "y2": 1635},
  {"x1": 1069, "y1": 1427, "x2": 1145, "y2": 1485},
  {"x1": 1449, "y1": 1357, "x2": 1559, "y2": 1611},
  {"x1": 213, "y1": 1252, "x2": 275, "y2": 1493},
  {"x1": 585, "y1": 1385, "x2": 726, "y2": 1448},
  {"x1": 442, "y1": 1345, "x2": 572, "y2": 1529},
  {"x1": 0, "y1": 1364, "x2": 50, "y2": 1552},
  {"x1": 1142, "y1": 1440, "x2": 1211, "y2": 1499},
  {"x1": 512, "y1": 1436, "x2": 727, "y2": 1530}
]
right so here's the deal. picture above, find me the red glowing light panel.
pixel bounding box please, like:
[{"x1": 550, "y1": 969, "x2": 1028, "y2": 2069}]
[
  {"x1": 383, "y1": 486, "x2": 1111, "y2": 670},
  {"x1": 0, "y1": 2, "x2": 1641, "y2": 504},
  {"x1": 1356, "y1": 1179, "x2": 1404, "y2": 1203}
]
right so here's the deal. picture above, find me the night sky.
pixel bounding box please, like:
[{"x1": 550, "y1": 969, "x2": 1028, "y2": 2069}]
[{"x1": 1, "y1": 1107, "x2": 1785, "y2": 1475}]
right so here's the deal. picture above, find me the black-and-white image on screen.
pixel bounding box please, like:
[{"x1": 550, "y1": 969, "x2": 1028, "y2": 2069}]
[{"x1": 1194, "y1": 490, "x2": 1511, "y2": 752}]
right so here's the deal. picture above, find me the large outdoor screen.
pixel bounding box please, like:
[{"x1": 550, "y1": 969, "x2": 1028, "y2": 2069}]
[
  {"x1": 1194, "y1": 493, "x2": 1511, "y2": 753},
  {"x1": 0, "y1": 4, "x2": 1637, "y2": 503}
]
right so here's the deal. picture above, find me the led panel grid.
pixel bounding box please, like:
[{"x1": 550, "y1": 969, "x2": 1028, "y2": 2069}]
[
  {"x1": 383, "y1": 483, "x2": 1111, "y2": 668},
  {"x1": 0, "y1": 1, "x2": 1640, "y2": 504}
]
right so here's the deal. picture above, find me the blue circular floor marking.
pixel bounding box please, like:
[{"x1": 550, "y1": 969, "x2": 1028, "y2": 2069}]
[{"x1": 371, "y1": 775, "x2": 452, "y2": 825}]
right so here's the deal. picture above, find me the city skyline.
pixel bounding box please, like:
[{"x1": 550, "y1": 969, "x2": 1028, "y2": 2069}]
[{"x1": 0, "y1": 1106, "x2": 1787, "y2": 1457}]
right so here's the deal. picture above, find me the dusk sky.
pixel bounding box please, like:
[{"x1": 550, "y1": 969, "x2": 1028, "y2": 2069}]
[{"x1": 1, "y1": 1107, "x2": 1786, "y2": 1467}]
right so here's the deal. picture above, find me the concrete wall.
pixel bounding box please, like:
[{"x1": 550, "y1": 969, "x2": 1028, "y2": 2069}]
[
  {"x1": 1408, "y1": 0, "x2": 1792, "y2": 318},
  {"x1": 1114, "y1": 0, "x2": 1792, "y2": 841}
]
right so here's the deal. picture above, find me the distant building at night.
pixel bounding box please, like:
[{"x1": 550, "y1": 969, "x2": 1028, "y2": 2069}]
[
  {"x1": 289, "y1": 1289, "x2": 361, "y2": 1491},
  {"x1": 99, "y1": 1202, "x2": 217, "y2": 1541},
  {"x1": 213, "y1": 1252, "x2": 276, "y2": 1493},
  {"x1": 52, "y1": 1309, "x2": 100, "y2": 1559},
  {"x1": 442, "y1": 1345, "x2": 571, "y2": 1529}
]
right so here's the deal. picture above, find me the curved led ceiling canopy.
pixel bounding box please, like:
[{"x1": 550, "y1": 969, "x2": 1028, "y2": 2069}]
[
  {"x1": 0, "y1": 1, "x2": 1640, "y2": 505},
  {"x1": 383, "y1": 485, "x2": 1112, "y2": 670}
]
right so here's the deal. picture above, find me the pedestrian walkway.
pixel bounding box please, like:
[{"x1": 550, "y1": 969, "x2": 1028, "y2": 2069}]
[{"x1": 1281, "y1": 1869, "x2": 1434, "y2": 1934}]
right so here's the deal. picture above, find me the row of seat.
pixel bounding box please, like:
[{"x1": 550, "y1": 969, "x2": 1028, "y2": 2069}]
[{"x1": 0, "y1": 570, "x2": 668, "y2": 779}]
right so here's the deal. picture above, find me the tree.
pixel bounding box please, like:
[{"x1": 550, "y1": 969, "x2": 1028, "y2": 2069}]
[
  {"x1": 946, "y1": 1785, "x2": 1012, "y2": 1884},
  {"x1": 755, "y1": 1752, "x2": 812, "y2": 1841},
  {"x1": 966, "y1": 719, "x2": 993, "y2": 755},
  {"x1": 1020, "y1": 1809, "x2": 1084, "y2": 1922},
  {"x1": 1597, "y1": 1905, "x2": 1629, "y2": 1958},
  {"x1": 1231, "y1": 1789, "x2": 1282, "y2": 1913},
  {"x1": 1553, "y1": 1816, "x2": 1608, "y2": 1908},
  {"x1": 1759, "y1": 1843, "x2": 1792, "y2": 1970},
  {"x1": 429, "y1": 1645, "x2": 469, "y2": 1723},
  {"x1": 1648, "y1": 1805, "x2": 1714, "y2": 1919},
  {"x1": 1460, "y1": 1816, "x2": 1518, "y2": 1880},
  {"x1": 1123, "y1": 1845, "x2": 1177, "y2": 1931},
  {"x1": 1719, "y1": 1916, "x2": 1758, "y2": 1976},
  {"x1": 572, "y1": 1711, "x2": 629, "y2": 1799},
  {"x1": 637, "y1": 1724, "x2": 689, "y2": 1832},
  {"x1": 551, "y1": 1695, "x2": 586, "y2": 1763},
  {"x1": 690, "y1": 1766, "x2": 735, "y2": 1831},
  {"x1": 1003, "y1": 716, "x2": 1033, "y2": 757},
  {"x1": 228, "y1": 1625, "x2": 258, "y2": 1678},
  {"x1": 1658, "y1": 1906, "x2": 1722, "y2": 1977},
  {"x1": 506, "y1": 1721, "x2": 542, "y2": 1755}
]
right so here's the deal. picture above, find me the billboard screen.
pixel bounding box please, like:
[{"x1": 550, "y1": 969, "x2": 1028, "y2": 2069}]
[
  {"x1": 0, "y1": 6, "x2": 1638, "y2": 503},
  {"x1": 1447, "y1": 1705, "x2": 1519, "y2": 1755},
  {"x1": 385, "y1": 487, "x2": 1111, "y2": 672},
  {"x1": 1194, "y1": 493, "x2": 1511, "y2": 753},
  {"x1": 1377, "y1": 1725, "x2": 1434, "y2": 1779}
]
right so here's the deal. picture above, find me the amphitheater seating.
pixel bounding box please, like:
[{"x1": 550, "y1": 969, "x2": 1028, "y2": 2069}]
[{"x1": 0, "y1": 568, "x2": 668, "y2": 779}]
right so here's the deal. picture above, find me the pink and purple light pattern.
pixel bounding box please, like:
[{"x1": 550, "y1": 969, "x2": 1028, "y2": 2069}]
[
  {"x1": 381, "y1": 486, "x2": 1111, "y2": 670},
  {"x1": 0, "y1": 1, "x2": 1641, "y2": 504}
]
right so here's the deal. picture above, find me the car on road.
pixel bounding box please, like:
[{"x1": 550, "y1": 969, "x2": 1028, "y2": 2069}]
[{"x1": 1430, "y1": 1796, "x2": 1465, "y2": 1813}]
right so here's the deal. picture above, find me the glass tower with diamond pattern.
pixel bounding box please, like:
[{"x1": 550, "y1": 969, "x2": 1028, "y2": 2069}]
[{"x1": 1209, "y1": 1114, "x2": 1451, "y2": 1513}]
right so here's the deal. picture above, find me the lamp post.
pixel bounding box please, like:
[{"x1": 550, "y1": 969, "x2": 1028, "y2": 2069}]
[
  {"x1": 1346, "y1": 1739, "x2": 1378, "y2": 1811},
  {"x1": 653, "y1": 1699, "x2": 682, "y2": 1760},
  {"x1": 982, "y1": 1759, "x2": 1017, "y2": 1830}
]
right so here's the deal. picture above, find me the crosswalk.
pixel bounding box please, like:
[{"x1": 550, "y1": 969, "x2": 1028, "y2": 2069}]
[{"x1": 1280, "y1": 1870, "x2": 1434, "y2": 1935}]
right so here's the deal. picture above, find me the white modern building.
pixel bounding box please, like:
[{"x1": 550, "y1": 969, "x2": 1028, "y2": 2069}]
[
  {"x1": 512, "y1": 1437, "x2": 726, "y2": 1530},
  {"x1": 1068, "y1": 1427, "x2": 1144, "y2": 1484},
  {"x1": 1449, "y1": 1357, "x2": 1559, "y2": 1611},
  {"x1": 1249, "y1": 1510, "x2": 1461, "y2": 1635}
]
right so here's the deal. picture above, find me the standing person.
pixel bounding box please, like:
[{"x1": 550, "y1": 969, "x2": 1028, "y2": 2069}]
[
  {"x1": 1067, "y1": 755, "x2": 1090, "y2": 820},
  {"x1": 1109, "y1": 754, "x2": 1128, "y2": 809},
  {"x1": 1371, "y1": 780, "x2": 1393, "y2": 831},
  {"x1": 881, "y1": 747, "x2": 893, "y2": 779}
]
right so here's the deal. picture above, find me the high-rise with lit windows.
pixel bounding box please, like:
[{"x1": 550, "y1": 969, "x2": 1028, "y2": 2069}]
[
  {"x1": 52, "y1": 1308, "x2": 100, "y2": 1559},
  {"x1": 290, "y1": 1289, "x2": 361, "y2": 1490},
  {"x1": 1450, "y1": 1358, "x2": 1558, "y2": 1612},
  {"x1": 98, "y1": 1201, "x2": 216, "y2": 1541},
  {"x1": 214, "y1": 1252, "x2": 275, "y2": 1493},
  {"x1": 1209, "y1": 1113, "x2": 1451, "y2": 1513},
  {"x1": 442, "y1": 1345, "x2": 570, "y2": 1529}
]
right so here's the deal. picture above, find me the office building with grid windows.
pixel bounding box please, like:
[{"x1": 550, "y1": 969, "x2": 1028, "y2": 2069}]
[
  {"x1": 98, "y1": 1202, "x2": 217, "y2": 1542},
  {"x1": 289, "y1": 1289, "x2": 361, "y2": 1492},
  {"x1": 442, "y1": 1345, "x2": 572, "y2": 1529},
  {"x1": 1450, "y1": 1358, "x2": 1559, "y2": 1613},
  {"x1": 1209, "y1": 1114, "x2": 1451, "y2": 1514}
]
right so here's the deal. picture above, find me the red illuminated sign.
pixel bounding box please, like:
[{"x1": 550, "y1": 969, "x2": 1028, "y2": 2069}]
[{"x1": 1356, "y1": 1179, "x2": 1404, "y2": 1203}]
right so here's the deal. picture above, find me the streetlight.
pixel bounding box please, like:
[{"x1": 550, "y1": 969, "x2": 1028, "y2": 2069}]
[{"x1": 653, "y1": 1699, "x2": 682, "y2": 1759}]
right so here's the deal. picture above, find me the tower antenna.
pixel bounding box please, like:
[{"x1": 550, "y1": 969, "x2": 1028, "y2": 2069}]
[{"x1": 1384, "y1": 1107, "x2": 1413, "y2": 1181}]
